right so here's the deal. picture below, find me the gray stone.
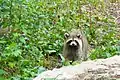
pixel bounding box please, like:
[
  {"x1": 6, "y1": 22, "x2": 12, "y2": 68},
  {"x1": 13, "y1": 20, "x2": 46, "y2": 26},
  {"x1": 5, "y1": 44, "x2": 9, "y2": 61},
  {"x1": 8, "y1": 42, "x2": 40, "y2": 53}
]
[{"x1": 33, "y1": 55, "x2": 120, "y2": 80}]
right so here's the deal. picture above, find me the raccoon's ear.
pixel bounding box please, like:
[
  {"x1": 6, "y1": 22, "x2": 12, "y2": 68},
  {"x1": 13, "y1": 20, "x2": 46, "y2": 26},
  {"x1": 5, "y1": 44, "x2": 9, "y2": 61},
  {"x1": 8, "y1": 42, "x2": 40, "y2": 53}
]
[
  {"x1": 77, "y1": 34, "x2": 82, "y2": 39},
  {"x1": 64, "y1": 33, "x2": 70, "y2": 39}
]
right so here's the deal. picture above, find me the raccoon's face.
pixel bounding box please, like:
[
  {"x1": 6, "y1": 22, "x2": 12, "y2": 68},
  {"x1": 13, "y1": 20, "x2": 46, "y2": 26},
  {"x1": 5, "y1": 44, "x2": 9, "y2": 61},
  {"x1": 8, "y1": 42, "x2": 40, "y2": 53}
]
[{"x1": 64, "y1": 31, "x2": 83, "y2": 49}]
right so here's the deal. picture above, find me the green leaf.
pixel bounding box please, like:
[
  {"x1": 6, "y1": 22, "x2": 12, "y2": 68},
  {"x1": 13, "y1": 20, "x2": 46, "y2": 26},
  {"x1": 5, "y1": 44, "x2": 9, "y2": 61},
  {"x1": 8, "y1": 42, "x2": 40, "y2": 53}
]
[
  {"x1": 0, "y1": 41, "x2": 7, "y2": 44},
  {"x1": 105, "y1": 52, "x2": 112, "y2": 58},
  {"x1": 46, "y1": 50, "x2": 56, "y2": 54},
  {"x1": 8, "y1": 62, "x2": 15, "y2": 68},
  {"x1": 19, "y1": 37, "x2": 26, "y2": 44},
  {"x1": 0, "y1": 77, "x2": 5, "y2": 80},
  {"x1": 37, "y1": 67, "x2": 46, "y2": 74},
  {"x1": 12, "y1": 50, "x2": 22, "y2": 57},
  {"x1": 0, "y1": 69, "x2": 6, "y2": 75}
]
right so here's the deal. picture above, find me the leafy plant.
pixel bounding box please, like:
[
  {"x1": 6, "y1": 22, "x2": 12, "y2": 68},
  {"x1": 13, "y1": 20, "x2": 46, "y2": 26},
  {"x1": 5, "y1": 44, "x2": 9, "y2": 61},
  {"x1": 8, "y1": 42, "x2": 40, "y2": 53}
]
[{"x1": 0, "y1": 0, "x2": 119, "y2": 79}]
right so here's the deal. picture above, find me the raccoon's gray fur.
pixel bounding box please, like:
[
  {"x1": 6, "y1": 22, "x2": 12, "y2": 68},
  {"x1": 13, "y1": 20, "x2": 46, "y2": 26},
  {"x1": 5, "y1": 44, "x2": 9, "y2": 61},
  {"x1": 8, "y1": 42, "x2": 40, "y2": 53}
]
[{"x1": 63, "y1": 29, "x2": 88, "y2": 62}]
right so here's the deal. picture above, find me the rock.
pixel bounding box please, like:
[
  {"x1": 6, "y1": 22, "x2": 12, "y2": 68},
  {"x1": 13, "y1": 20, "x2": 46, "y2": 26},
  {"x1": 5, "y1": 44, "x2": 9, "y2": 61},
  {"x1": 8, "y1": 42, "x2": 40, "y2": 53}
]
[{"x1": 33, "y1": 55, "x2": 120, "y2": 80}]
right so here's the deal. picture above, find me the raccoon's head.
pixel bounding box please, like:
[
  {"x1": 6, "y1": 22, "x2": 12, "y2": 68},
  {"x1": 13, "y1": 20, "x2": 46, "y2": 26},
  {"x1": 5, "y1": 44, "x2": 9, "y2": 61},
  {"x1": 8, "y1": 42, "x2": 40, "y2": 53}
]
[{"x1": 64, "y1": 29, "x2": 83, "y2": 49}]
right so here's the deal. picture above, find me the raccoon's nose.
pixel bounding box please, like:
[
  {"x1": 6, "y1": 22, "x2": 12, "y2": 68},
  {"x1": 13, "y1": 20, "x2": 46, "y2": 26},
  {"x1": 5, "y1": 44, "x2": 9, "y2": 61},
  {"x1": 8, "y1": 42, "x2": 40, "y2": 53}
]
[{"x1": 70, "y1": 41, "x2": 77, "y2": 46}]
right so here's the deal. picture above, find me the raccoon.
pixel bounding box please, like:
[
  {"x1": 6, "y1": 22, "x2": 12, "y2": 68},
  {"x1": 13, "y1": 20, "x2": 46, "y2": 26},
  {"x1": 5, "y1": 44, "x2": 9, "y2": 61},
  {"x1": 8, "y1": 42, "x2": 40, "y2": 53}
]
[{"x1": 63, "y1": 29, "x2": 88, "y2": 62}]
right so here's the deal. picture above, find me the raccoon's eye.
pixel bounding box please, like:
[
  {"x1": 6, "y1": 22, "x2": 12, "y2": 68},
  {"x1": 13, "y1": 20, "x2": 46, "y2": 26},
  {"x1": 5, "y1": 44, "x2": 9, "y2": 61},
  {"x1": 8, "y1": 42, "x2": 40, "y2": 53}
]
[
  {"x1": 77, "y1": 34, "x2": 81, "y2": 38},
  {"x1": 64, "y1": 33, "x2": 70, "y2": 39}
]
